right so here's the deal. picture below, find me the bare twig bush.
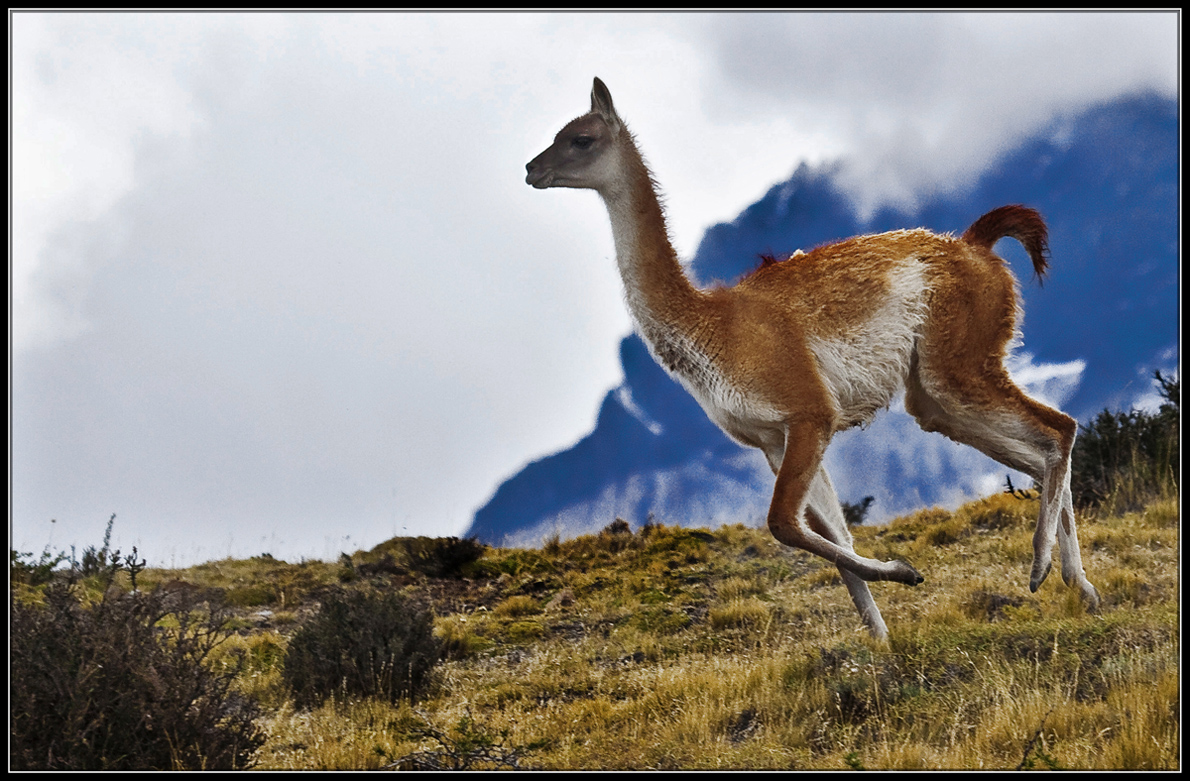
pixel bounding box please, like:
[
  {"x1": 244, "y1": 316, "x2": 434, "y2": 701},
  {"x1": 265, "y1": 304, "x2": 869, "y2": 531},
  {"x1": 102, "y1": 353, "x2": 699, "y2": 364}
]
[
  {"x1": 10, "y1": 578, "x2": 263, "y2": 769},
  {"x1": 282, "y1": 587, "x2": 440, "y2": 709},
  {"x1": 383, "y1": 710, "x2": 547, "y2": 770}
]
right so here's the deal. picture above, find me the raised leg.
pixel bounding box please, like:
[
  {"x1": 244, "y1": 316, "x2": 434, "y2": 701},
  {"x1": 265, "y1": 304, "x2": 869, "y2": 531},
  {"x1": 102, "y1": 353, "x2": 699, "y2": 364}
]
[{"x1": 766, "y1": 420, "x2": 923, "y2": 587}]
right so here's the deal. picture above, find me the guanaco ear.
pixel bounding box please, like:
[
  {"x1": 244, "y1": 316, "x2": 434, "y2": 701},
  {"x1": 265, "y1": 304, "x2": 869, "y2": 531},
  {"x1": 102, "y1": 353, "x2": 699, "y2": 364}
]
[{"x1": 591, "y1": 77, "x2": 621, "y2": 133}]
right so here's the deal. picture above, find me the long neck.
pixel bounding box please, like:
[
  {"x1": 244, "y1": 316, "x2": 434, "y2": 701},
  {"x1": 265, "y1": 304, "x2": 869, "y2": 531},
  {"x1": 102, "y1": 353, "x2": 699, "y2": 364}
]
[{"x1": 599, "y1": 139, "x2": 705, "y2": 340}]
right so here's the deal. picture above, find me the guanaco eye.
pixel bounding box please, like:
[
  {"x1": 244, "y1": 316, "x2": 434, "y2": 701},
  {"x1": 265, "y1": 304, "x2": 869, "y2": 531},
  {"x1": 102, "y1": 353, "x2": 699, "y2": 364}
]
[{"x1": 571, "y1": 136, "x2": 594, "y2": 150}]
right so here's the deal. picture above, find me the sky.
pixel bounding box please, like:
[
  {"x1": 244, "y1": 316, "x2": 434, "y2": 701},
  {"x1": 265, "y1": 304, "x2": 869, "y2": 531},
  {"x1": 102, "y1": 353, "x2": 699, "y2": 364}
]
[{"x1": 10, "y1": 11, "x2": 1179, "y2": 567}]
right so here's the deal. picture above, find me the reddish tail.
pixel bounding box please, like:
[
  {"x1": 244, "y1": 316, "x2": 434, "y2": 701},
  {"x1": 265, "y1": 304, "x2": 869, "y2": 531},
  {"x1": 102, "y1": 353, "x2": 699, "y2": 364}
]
[{"x1": 962, "y1": 205, "x2": 1050, "y2": 284}]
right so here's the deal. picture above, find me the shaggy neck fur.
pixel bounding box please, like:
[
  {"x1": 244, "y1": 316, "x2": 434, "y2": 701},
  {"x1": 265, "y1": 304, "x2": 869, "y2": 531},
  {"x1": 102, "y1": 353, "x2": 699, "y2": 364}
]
[{"x1": 599, "y1": 132, "x2": 705, "y2": 342}]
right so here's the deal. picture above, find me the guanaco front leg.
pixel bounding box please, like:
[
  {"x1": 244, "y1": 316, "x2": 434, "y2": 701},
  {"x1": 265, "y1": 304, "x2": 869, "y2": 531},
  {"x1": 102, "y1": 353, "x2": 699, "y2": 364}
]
[
  {"x1": 767, "y1": 420, "x2": 924, "y2": 586},
  {"x1": 803, "y1": 469, "x2": 890, "y2": 638}
]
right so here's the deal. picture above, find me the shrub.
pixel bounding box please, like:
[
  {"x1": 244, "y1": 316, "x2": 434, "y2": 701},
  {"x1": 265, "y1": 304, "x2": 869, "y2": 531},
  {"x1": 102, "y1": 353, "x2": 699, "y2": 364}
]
[
  {"x1": 596, "y1": 518, "x2": 637, "y2": 553},
  {"x1": 10, "y1": 546, "x2": 69, "y2": 587},
  {"x1": 383, "y1": 710, "x2": 547, "y2": 770},
  {"x1": 603, "y1": 518, "x2": 632, "y2": 535},
  {"x1": 841, "y1": 496, "x2": 875, "y2": 526},
  {"x1": 1070, "y1": 371, "x2": 1179, "y2": 510},
  {"x1": 401, "y1": 536, "x2": 487, "y2": 578},
  {"x1": 76, "y1": 513, "x2": 119, "y2": 578},
  {"x1": 282, "y1": 587, "x2": 440, "y2": 709},
  {"x1": 10, "y1": 581, "x2": 263, "y2": 770}
]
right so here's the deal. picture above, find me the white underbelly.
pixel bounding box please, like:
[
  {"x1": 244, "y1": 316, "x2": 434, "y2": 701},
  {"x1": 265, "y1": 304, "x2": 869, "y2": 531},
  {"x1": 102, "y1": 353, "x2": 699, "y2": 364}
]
[{"x1": 808, "y1": 260, "x2": 929, "y2": 429}]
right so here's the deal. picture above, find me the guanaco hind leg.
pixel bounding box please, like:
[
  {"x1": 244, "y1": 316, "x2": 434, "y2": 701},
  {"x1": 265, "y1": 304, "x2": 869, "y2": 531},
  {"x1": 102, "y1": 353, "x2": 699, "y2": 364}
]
[
  {"x1": 1017, "y1": 407, "x2": 1094, "y2": 605},
  {"x1": 904, "y1": 362, "x2": 1099, "y2": 608}
]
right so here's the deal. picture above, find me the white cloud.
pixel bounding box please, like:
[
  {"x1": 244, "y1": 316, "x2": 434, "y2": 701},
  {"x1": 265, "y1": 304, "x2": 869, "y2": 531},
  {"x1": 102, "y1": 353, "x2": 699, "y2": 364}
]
[
  {"x1": 698, "y1": 11, "x2": 1177, "y2": 218},
  {"x1": 12, "y1": 14, "x2": 206, "y2": 352},
  {"x1": 10, "y1": 12, "x2": 1174, "y2": 565},
  {"x1": 1007, "y1": 351, "x2": 1086, "y2": 410}
]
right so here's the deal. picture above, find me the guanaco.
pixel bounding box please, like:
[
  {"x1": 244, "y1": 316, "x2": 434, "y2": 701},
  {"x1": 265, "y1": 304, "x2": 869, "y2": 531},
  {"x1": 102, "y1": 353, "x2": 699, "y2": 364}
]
[{"x1": 525, "y1": 78, "x2": 1098, "y2": 638}]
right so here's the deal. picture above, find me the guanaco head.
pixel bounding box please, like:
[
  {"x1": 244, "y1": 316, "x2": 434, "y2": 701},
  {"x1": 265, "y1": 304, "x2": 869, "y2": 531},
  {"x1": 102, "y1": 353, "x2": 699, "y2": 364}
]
[{"x1": 525, "y1": 77, "x2": 625, "y2": 193}]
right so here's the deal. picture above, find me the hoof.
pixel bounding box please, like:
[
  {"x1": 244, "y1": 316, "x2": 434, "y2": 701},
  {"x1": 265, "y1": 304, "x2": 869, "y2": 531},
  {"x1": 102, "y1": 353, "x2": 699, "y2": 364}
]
[
  {"x1": 893, "y1": 560, "x2": 924, "y2": 586},
  {"x1": 1029, "y1": 560, "x2": 1053, "y2": 593},
  {"x1": 1063, "y1": 571, "x2": 1101, "y2": 612}
]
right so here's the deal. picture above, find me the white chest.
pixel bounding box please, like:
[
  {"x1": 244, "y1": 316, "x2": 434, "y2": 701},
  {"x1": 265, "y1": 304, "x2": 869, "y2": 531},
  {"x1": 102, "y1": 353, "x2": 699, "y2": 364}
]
[{"x1": 639, "y1": 319, "x2": 786, "y2": 456}]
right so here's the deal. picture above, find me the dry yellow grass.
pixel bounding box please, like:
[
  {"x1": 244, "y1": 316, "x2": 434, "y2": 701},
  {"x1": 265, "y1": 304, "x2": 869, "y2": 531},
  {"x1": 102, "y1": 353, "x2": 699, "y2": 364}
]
[{"x1": 129, "y1": 494, "x2": 1180, "y2": 770}]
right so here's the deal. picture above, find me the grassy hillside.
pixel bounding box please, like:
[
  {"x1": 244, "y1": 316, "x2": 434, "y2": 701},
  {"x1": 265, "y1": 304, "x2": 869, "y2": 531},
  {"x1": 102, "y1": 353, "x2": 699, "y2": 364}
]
[{"x1": 19, "y1": 491, "x2": 1173, "y2": 770}]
